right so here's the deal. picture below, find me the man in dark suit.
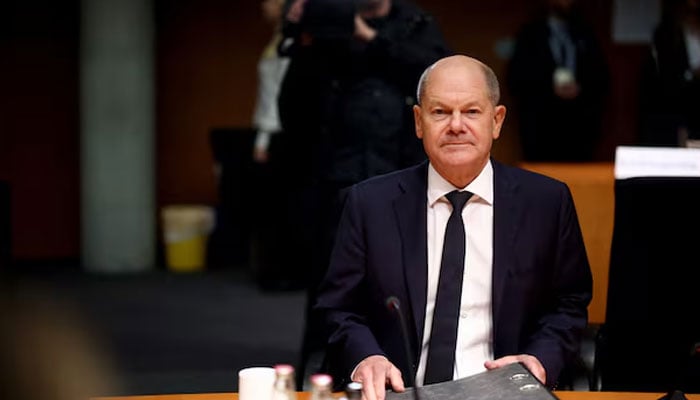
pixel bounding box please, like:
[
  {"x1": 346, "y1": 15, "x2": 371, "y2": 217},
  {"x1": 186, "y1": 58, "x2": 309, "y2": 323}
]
[
  {"x1": 639, "y1": 0, "x2": 700, "y2": 146},
  {"x1": 315, "y1": 55, "x2": 593, "y2": 399}
]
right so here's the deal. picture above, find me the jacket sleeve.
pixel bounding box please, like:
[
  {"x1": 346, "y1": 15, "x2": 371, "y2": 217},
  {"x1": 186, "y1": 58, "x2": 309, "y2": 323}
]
[
  {"x1": 523, "y1": 184, "x2": 593, "y2": 388},
  {"x1": 314, "y1": 185, "x2": 385, "y2": 386}
]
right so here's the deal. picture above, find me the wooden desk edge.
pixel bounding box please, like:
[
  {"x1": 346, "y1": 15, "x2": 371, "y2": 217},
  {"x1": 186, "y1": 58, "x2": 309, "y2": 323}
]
[{"x1": 93, "y1": 391, "x2": 700, "y2": 400}]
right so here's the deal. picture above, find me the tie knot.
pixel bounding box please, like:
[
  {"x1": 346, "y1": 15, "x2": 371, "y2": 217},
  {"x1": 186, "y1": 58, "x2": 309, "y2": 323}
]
[{"x1": 445, "y1": 190, "x2": 472, "y2": 211}]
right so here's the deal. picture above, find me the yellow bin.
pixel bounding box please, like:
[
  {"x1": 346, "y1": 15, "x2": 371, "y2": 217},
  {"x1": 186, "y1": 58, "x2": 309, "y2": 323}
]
[{"x1": 161, "y1": 205, "x2": 215, "y2": 272}]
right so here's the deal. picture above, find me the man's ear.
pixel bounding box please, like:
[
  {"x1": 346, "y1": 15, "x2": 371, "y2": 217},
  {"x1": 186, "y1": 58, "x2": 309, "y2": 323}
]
[
  {"x1": 492, "y1": 105, "x2": 506, "y2": 139},
  {"x1": 413, "y1": 105, "x2": 423, "y2": 139}
]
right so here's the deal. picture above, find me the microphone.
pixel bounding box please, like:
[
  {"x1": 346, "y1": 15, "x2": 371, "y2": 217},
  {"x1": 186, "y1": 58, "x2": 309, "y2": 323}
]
[{"x1": 385, "y1": 296, "x2": 422, "y2": 400}]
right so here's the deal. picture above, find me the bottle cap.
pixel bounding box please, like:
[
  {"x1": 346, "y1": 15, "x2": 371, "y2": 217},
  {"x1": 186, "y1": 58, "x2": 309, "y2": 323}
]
[
  {"x1": 345, "y1": 381, "x2": 362, "y2": 399},
  {"x1": 274, "y1": 364, "x2": 294, "y2": 376},
  {"x1": 310, "y1": 373, "x2": 332, "y2": 388}
]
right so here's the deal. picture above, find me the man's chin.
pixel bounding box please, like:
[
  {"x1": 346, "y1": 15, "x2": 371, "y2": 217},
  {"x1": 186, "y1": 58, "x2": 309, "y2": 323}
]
[{"x1": 444, "y1": 154, "x2": 479, "y2": 168}]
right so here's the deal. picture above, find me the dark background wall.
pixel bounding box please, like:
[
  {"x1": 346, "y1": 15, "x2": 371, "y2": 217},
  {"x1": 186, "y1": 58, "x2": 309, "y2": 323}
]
[
  {"x1": 1, "y1": 0, "x2": 646, "y2": 263},
  {"x1": 1, "y1": 1, "x2": 81, "y2": 261}
]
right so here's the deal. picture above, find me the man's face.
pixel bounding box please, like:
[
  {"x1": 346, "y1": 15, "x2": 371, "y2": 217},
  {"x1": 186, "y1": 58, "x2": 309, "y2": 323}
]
[{"x1": 413, "y1": 59, "x2": 505, "y2": 179}]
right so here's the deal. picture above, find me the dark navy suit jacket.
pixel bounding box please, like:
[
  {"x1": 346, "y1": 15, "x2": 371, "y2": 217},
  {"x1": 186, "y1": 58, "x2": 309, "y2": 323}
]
[{"x1": 315, "y1": 159, "x2": 593, "y2": 388}]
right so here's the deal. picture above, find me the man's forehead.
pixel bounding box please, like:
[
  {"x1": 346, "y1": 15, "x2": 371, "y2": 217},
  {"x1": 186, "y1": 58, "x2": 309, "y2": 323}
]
[
  {"x1": 421, "y1": 90, "x2": 485, "y2": 107},
  {"x1": 424, "y1": 72, "x2": 486, "y2": 97}
]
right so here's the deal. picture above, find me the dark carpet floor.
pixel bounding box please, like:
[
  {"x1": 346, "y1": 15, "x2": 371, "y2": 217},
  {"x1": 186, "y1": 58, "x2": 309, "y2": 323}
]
[
  {"x1": 3, "y1": 262, "x2": 601, "y2": 398},
  {"x1": 4, "y1": 266, "x2": 307, "y2": 397}
]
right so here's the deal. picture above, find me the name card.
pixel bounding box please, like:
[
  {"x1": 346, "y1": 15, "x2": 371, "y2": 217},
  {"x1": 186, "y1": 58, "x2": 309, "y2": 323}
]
[{"x1": 614, "y1": 146, "x2": 700, "y2": 179}]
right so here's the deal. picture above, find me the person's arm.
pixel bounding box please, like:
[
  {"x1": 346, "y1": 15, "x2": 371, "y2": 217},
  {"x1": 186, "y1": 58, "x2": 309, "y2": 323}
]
[
  {"x1": 360, "y1": 5, "x2": 452, "y2": 92},
  {"x1": 506, "y1": 22, "x2": 554, "y2": 100},
  {"x1": 485, "y1": 354, "x2": 546, "y2": 384},
  {"x1": 252, "y1": 55, "x2": 289, "y2": 163},
  {"x1": 572, "y1": 21, "x2": 610, "y2": 101},
  {"x1": 521, "y1": 185, "x2": 593, "y2": 387},
  {"x1": 278, "y1": 0, "x2": 306, "y2": 57},
  {"x1": 253, "y1": 131, "x2": 272, "y2": 163},
  {"x1": 314, "y1": 186, "x2": 405, "y2": 397},
  {"x1": 351, "y1": 355, "x2": 404, "y2": 400}
]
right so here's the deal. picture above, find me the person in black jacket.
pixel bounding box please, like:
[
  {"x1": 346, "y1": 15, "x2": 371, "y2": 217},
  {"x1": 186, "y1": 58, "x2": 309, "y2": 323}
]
[
  {"x1": 276, "y1": 0, "x2": 452, "y2": 387},
  {"x1": 507, "y1": 0, "x2": 609, "y2": 162},
  {"x1": 639, "y1": 0, "x2": 700, "y2": 146}
]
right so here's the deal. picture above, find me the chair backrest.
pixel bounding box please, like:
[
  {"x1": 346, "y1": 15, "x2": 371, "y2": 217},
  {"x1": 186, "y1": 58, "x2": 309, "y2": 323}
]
[{"x1": 599, "y1": 177, "x2": 700, "y2": 393}]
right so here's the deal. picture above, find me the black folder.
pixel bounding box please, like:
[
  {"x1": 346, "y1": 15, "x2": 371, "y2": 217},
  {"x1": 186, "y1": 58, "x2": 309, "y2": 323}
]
[{"x1": 387, "y1": 362, "x2": 558, "y2": 400}]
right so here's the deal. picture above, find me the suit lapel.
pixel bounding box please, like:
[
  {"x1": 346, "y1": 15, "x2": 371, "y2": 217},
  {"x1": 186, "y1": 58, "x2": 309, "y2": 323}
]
[{"x1": 393, "y1": 162, "x2": 429, "y2": 346}]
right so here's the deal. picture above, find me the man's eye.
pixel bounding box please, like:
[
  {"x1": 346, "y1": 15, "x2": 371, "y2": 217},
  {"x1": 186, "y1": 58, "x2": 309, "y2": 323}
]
[{"x1": 463, "y1": 109, "x2": 481, "y2": 117}]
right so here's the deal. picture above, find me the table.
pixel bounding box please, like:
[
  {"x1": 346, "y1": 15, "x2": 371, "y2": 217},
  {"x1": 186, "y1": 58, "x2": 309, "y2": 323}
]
[{"x1": 94, "y1": 391, "x2": 700, "y2": 400}]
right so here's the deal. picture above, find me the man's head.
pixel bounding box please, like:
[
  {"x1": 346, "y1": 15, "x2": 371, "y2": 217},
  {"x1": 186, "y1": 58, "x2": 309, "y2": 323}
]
[{"x1": 413, "y1": 55, "x2": 506, "y2": 188}]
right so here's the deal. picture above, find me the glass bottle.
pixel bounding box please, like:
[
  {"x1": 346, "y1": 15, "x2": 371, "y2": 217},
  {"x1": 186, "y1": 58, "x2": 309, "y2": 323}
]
[
  {"x1": 272, "y1": 364, "x2": 297, "y2": 400},
  {"x1": 345, "y1": 381, "x2": 362, "y2": 400},
  {"x1": 309, "y1": 373, "x2": 333, "y2": 400}
]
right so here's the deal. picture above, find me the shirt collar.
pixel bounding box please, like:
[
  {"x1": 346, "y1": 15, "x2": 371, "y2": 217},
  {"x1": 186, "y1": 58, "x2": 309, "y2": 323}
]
[{"x1": 427, "y1": 160, "x2": 494, "y2": 207}]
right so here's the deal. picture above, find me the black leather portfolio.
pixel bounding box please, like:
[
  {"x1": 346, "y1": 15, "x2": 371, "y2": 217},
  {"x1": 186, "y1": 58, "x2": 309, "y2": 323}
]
[{"x1": 387, "y1": 362, "x2": 558, "y2": 400}]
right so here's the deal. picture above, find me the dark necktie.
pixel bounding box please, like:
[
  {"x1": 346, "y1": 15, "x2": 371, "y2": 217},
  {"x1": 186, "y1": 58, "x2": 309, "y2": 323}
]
[{"x1": 424, "y1": 190, "x2": 473, "y2": 385}]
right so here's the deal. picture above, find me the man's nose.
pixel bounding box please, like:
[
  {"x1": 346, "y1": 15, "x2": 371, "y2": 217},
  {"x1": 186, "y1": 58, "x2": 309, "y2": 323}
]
[{"x1": 449, "y1": 111, "x2": 464, "y2": 132}]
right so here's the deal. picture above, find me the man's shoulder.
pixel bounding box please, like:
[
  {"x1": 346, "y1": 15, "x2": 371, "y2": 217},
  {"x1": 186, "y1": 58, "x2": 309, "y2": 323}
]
[
  {"x1": 493, "y1": 160, "x2": 569, "y2": 191},
  {"x1": 353, "y1": 162, "x2": 426, "y2": 193}
]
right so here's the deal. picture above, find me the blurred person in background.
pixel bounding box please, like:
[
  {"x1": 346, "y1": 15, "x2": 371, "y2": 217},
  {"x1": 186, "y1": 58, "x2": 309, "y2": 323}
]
[
  {"x1": 276, "y1": 0, "x2": 452, "y2": 386},
  {"x1": 249, "y1": 0, "x2": 302, "y2": 291},
  {"x1": 253, "y1": 0, "x2": 290, "y2": 164},
  {"x1": 639, "y1": 0, "x2": 700, "y2": 146},
  {"x1": 507, "y1": 0, "x2": 609, "y2": 162}
]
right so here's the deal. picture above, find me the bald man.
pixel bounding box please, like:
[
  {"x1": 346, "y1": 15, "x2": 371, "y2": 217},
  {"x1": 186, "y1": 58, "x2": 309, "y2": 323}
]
[{"x1": 314, "y1": 55, "x2": 592, "y2": 400}]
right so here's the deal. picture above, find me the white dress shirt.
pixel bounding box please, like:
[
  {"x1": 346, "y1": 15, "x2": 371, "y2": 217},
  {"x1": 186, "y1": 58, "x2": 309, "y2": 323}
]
[{"x1": 415, "y1": 161, "x2": 494, "y2": 385}]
